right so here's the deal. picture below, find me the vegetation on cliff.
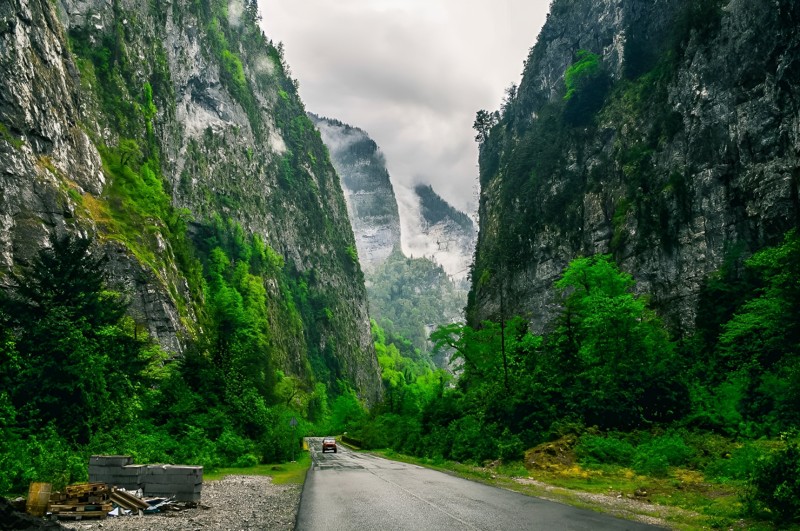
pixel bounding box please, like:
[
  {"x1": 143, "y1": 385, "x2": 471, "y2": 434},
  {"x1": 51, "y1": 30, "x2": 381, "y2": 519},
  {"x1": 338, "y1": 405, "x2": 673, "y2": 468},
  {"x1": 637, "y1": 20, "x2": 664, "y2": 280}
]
[{"x1": 0, "y1": 0, "x2": 377, "y2": 493}]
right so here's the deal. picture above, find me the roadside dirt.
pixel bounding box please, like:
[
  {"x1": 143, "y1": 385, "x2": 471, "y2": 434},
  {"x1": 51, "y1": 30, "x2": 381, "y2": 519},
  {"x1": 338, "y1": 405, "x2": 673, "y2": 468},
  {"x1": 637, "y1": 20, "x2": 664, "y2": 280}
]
[{"x1": 513, "y1": 476, "x2": 694, "y2": 528}]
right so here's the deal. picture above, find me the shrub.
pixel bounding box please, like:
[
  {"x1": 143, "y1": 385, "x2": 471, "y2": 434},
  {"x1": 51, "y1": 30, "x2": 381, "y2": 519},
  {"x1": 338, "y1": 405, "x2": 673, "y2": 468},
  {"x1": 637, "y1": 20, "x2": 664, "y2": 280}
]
[
  {"x1": 575, "y1": 434, "x2": 635, "y2": 466},
  {"x1": 497, "y1": 428, "x2": 525, "y2": 462},
  {"x1": 747, "y1": 436, "x2": 800, "y2": 524},
  {"x1": 705, "y1": 443, "x2": 762, "y2": 482},
  {"x1": 633, "y1": 433, "x2": 693, "y2": 476}
]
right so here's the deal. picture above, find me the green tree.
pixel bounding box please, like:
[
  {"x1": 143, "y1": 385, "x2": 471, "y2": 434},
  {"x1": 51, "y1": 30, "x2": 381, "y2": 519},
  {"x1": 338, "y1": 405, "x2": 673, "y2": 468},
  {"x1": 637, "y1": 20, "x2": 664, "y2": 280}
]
[
  {"x1": 547, "y1": 255, "x2": 686, "y2": 428},
  {"x1": 473, "y1": 109, "x2": 499, "y2": 144},
  {"x1": 713, "y1": 230, "x2": 800, "y2": 433},
  {"x1": 0, "y1": 234, "x2": 149, "y2": 443}
]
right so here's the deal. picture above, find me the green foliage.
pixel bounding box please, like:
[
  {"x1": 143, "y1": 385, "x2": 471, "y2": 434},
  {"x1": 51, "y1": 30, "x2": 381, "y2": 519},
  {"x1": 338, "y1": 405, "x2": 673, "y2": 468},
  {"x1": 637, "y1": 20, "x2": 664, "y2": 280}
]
[
  {"x1": 548, "y1": 255, "x2": 687, "y2": 428},
  {"x1": 632, "y1": 433, "x2": 693, "y2": 477},
  {"x1": 0, "y1": 235, "x2": 161, "y2": 491},
  {"x1": 564, "y1": 50, "x2": 601, "y2": 101},
  {"x1": 563, "y1": 50, "x2": 610, "y2": 125},
  {"x1": 576, "y1": 434, "x2": 635, "y2": 467},
  {"x1": 0, "y1": 121, "x2": 24, "y2": 149},
  {"x1": 345, "y1": 245, "x2": 358, "y2": 264},
  {"x1": 330, "y1": 385, "x2": 367, "y2": 435},
  {"x1": 473, "y1": 109, "x2": 499, "y2": 144},
  {"x1": 747, "y1": 435, "x2": 800, "y2": 524},
  {"x1": 367, "y1": 250, "x2": 466, "y2": 353},
  {"x1": 687, "y1": 231, "x2": 800, "y2": 437},
  {"x1": 0, "y1": 234, "x2": 152, "y2": 445}
]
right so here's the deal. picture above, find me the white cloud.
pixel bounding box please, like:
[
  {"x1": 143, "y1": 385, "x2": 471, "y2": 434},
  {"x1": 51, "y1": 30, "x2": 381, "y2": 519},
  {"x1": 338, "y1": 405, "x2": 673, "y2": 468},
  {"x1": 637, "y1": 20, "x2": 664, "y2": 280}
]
[{"x1": 259, "y1": 0, "x2": 550, "y2": 214}]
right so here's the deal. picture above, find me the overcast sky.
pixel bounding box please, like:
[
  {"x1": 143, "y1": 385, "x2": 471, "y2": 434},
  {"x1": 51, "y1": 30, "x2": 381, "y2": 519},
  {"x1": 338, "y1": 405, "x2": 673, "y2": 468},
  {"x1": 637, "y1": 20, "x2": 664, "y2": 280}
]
[{"x1": 259, "y1": 0, "x2": 550, "y2": 215}]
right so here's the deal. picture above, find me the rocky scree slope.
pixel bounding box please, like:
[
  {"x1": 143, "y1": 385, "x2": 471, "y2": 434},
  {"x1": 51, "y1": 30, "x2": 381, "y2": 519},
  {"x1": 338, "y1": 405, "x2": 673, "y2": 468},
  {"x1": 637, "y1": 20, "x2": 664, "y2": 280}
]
[
  {"x1": 470, "y1": 0, "x2": 800, "y2": 333},
  {"x1": 0, "y1": 0, "x2": 381, "y2": 402}
]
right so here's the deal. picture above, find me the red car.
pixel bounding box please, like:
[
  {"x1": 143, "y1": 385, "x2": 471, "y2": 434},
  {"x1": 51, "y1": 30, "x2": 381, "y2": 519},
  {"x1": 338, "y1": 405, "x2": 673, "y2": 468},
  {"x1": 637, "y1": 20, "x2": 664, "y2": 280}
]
[{"x1": 322, "y1": 438, "x2": 337, "y2": 453}]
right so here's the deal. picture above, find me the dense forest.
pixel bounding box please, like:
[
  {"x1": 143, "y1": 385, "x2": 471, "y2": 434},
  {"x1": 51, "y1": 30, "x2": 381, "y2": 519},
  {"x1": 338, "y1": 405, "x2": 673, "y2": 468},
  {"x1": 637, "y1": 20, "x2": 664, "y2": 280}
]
[{"x1": 366, "y1": 249, "x2": 465, "y2": 358}]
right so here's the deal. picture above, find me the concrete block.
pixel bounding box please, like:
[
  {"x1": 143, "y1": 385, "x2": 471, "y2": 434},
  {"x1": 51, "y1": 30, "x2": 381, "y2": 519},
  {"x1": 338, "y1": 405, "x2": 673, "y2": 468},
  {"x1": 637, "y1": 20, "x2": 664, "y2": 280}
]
[
  {"x1": 89, "y1": 455, "x2": 133, "y2": 467},
  {"x1": 142, "y1": 474, "x2": 202, "y2": 485}
]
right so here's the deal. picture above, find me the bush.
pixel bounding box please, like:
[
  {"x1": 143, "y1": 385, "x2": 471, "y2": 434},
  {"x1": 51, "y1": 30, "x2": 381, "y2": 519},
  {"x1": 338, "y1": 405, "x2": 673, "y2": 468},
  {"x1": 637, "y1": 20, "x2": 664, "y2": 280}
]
[
  {"x1": 705, "y1": 443, "x2": 762, "y2": 482},
  {"x1": 632, "y1": 433, "x2": 693, "y2": 476},
  {"x1": 497, "y1": 428, "x2": 524, "y2": 462},
  {"x1": 576, "y1": 434, "x2": 635, "y2": 466},
  {"x1": 449, "y1": 415, "x2": 497, "y2": 463},
  {"x1": 747, "y1": 436, "x2": 800, "y2": 524}
]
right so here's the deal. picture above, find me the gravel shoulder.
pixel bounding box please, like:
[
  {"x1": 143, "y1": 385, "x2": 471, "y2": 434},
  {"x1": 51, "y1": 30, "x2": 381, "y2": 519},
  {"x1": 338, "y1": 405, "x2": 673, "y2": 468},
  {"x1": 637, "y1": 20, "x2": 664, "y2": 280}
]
[{"x1": 58, "y1": 475, "x2": 301, "y2": 531}]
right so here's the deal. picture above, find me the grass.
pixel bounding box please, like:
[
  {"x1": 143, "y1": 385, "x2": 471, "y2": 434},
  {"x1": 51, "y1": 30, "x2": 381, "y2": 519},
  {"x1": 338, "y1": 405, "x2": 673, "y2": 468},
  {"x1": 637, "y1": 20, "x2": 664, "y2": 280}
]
[
  {"x1": 363, "y1": 448, "x2": 771, "y2": 530},
  {"x1": 204, "y1": 451, "x2": 311, "y2": 485}
]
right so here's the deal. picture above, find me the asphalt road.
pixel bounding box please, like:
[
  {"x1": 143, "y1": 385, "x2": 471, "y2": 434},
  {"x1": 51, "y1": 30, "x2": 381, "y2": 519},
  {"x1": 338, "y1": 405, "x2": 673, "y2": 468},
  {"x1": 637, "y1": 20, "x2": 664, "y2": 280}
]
[{"x1": 296, "y1": 438, "x2": 661, "y2": 531}]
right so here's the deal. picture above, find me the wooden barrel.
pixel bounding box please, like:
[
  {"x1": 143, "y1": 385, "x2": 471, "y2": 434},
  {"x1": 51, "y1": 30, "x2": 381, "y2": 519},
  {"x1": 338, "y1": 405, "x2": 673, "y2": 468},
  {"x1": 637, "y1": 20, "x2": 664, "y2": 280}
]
[{"x1": 25, "y1": 482, "x2": 51, "y2": 517}]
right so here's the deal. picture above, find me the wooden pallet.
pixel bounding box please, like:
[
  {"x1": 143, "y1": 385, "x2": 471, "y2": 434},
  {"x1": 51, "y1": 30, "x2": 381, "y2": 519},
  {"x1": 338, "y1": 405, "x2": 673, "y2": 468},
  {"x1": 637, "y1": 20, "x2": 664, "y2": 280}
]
[
  {"x1": 65, "y1": 482, "x2": 109, "y2": 497},
  {"x1": 51, "y1": 502, "x2": 112, "y2": 520}
]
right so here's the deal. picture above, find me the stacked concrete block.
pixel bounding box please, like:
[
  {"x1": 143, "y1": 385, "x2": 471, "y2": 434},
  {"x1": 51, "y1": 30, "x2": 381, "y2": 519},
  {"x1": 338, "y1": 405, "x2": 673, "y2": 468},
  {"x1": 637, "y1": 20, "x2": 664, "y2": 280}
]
[
  {"x1": 142, "y1": 465, "x2": 203, "y2": 502},
  {"x1": 88, "y1": 456, "x2": 203, "y2": 502},
  {"x1": 88, "y1": 456, "x2": 142, "y2": 490}
]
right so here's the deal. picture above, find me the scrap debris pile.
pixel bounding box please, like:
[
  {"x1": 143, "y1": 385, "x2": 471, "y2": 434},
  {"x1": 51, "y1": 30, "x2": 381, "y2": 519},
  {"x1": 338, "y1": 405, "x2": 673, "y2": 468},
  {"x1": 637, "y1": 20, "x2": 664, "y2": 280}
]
[
  {"x1": 18, "y1": 455, "x2": 205, "y2": 522},
  {"x1": 47, "y1": 482, "x2": 198, "y2": 520}
]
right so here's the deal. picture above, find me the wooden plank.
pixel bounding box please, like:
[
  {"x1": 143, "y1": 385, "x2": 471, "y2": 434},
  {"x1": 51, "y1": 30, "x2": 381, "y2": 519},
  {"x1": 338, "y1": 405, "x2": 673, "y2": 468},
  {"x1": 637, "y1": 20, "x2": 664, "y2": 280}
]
[
  {"x1": 110, "y1": 490, "x2": 149, "y2": 510},
  {"x1": 50, "y1": 503, "x2": 112, "y2": 512}
]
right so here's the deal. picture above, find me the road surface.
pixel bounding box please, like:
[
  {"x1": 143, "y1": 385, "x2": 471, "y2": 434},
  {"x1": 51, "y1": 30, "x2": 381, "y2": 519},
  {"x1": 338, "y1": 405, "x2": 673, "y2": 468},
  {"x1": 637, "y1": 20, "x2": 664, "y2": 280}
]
[{"x1": 296, "y1": 438, "x2": 661, "y2": 530}]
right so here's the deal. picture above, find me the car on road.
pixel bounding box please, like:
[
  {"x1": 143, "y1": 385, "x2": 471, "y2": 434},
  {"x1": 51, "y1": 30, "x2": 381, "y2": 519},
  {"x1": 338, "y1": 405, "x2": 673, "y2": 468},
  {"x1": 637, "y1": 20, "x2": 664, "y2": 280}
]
[{"x1": 322, "y1": 438, "x2": 337, "y2": 453}]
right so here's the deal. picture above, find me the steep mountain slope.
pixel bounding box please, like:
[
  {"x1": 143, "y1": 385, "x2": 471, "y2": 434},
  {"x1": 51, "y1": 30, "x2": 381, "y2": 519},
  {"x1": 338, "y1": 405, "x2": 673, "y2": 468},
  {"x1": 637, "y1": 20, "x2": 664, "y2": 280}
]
[
  {"x1": 311, "y1": 114, "x2": 476, "y2": 279},
  {"x1": 310, "y1": 114, "x2": 401, "y2": 271},
  {"x1": 470, "y1": 0, "x2": 800, "y2": 333},
  {"x1": 0, "y1": 0, "x2": 381, "y2": 402},
  {"x1": 413, "y1": 184, "x2": 476, "y2": 280}
]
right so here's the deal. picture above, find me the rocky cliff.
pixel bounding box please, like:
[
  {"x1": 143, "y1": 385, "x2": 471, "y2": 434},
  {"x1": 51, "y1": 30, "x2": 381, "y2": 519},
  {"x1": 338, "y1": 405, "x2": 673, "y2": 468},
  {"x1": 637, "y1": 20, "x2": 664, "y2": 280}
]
[
  {"x1": 310, "y1": 115, "x2": 476, "y2": 280},
  {"x1": 412, "y1": 184, "x2": 476, "y2": 281},
  {"x1": 310, "y1": 114, "x2": 401, "y2": 271},
  {"x1": 469, "y1": 0, "x2": 800, "y2": 334},
  {"x1": 0, "y1": 0, "x2": 382, "y2": 402}
]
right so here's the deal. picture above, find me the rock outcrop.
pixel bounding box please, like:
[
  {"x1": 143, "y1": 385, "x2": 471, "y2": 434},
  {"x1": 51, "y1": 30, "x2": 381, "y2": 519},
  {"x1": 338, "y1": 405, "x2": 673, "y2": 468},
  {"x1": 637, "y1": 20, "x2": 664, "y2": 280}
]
[
  {"x1": 310, "y1": 114, "x2": 401, "y2": 271},
  {"x1": 470, "y1": 0, "x2": 800, "y2": 334}
]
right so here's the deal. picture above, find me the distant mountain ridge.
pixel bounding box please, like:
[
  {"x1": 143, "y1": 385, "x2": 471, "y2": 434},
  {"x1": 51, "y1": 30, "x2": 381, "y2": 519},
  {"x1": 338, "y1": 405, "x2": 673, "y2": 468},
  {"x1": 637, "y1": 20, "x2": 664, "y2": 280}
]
[
  {"x1": 411, "y1": 184, "x2": 476, "y2": 280},
  {"x1": 310, "y1": 113, "x2": 401, "y2": 271}
]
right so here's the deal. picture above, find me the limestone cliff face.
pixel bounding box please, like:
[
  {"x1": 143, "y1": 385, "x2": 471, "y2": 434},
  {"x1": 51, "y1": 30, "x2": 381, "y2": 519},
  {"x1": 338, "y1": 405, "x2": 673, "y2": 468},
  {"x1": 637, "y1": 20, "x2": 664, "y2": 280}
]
[
  {"x1": 470, "y1": 0, "x2": 800, "y2": 334},
  {"x1": 310, "y1": 114, "x2": 401, "y2": 272},
  {"x1": 0, "y1": 0, "x2": 382, "y2": 402},
  {"x1": 412, "y1": 184, "x2": 476, "y2": 281}
]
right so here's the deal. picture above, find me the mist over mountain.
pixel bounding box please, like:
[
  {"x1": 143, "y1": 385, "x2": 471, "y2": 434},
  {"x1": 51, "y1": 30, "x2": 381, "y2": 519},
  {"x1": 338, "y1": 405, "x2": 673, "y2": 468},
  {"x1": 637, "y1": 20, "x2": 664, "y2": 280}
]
[{"x1": 311, "y1": 114, "x2": 476, "y2": 280}]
